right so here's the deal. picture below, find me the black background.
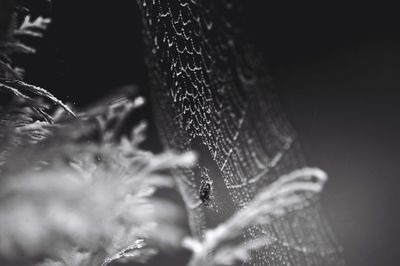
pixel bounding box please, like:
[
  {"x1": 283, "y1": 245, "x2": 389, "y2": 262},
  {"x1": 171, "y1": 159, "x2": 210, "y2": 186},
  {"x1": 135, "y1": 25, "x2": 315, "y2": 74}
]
[{"x1": 20, "y1": 1, "x2": 400, "y2": 266}]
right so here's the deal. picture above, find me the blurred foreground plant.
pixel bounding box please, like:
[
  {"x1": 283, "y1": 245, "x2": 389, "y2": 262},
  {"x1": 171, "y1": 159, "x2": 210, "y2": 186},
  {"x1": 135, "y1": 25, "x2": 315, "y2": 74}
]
[
  {"x1": 0, "y1": 3, "x2": 199, "y2": 265},
  {"x1": 0, "y1": 86, "x2": 197, "y2": 266}
]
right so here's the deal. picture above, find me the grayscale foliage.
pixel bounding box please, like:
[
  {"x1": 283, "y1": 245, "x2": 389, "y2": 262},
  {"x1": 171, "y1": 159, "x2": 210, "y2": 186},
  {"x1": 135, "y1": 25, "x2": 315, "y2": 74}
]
[{"x1": 0, "y1": 1, "x2": 344, "y2": 266}]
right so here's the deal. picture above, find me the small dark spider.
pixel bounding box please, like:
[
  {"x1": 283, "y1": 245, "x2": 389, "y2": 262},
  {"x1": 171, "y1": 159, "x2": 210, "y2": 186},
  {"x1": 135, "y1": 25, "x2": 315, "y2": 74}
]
[{"x1": 199, "y1": 178, "x2": 212, "y2": 207}]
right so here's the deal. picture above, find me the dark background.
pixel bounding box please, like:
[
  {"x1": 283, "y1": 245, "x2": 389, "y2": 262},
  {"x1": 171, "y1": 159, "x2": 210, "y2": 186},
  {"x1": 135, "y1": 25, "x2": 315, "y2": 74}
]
[{"x1": 20, "y1": 1, "x2": 400, "y2": 266}]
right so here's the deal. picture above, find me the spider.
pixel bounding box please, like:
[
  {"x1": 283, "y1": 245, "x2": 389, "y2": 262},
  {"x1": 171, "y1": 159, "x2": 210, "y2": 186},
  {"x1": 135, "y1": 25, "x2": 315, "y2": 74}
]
[{"x1": 199, "y1": 168, "x2": 213, "y2": 207}]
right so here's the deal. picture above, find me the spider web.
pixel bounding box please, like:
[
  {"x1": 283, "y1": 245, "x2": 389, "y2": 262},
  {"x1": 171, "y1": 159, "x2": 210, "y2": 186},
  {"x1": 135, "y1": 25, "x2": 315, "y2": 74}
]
[{"x1": 136, "y1": 0, "x2": 344, "y2": 265}]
